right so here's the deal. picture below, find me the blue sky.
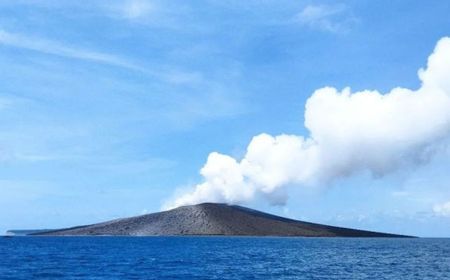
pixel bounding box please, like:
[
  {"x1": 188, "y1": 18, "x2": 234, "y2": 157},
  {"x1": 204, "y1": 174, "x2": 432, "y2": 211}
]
[{"x1": 1, "y1": 0, "x2": 450, "y2": 237}]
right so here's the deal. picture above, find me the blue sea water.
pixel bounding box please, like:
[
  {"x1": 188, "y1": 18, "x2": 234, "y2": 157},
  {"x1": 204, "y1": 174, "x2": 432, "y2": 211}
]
[{"x1": 1, "y1": 237, "x2": 449, "y2": 279}]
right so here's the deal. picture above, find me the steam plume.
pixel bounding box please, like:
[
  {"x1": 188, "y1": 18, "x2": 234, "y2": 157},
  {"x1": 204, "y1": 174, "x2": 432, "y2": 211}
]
[{"x1": 164, "y1": 37, "x2": 450, "y2": 210}]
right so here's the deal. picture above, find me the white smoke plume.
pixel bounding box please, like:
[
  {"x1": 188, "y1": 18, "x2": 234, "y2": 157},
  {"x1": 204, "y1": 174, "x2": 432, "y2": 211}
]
[{"x1": 163, "y1": 37, "x2": 450, "y2": 210}]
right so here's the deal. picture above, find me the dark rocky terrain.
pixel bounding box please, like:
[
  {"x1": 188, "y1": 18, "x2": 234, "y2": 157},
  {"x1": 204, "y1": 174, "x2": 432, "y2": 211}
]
[{"x1": 33, "y1": 203, "x2": 411, "y2": 237}]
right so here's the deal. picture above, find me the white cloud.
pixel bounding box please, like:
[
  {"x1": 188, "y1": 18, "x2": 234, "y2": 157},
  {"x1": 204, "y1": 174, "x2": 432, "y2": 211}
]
[
  {"x1": 164, "y1": 37, "x2": 450, "y2": 210},
  {"x1": 169, "y1": 152, "x2": 254, "y2": 208},
  {"x1": 295, "y1": 4, "x2": 355, "y2": 33},
  {"x1": 0, "y1": 29, "x2": 203, "y2": 84},
  {"x1": 0, "y1": 29, "x2": 140, "y2": 71},
  {"x1": 101, "y1": 0, "x2": 155, "y2": 21},
  {"x1": 433, "y1": 201, "x2": 450, "y2": 217},
  {"x1": 121, "y1": 0, "x2": 154, "y2": 19}
]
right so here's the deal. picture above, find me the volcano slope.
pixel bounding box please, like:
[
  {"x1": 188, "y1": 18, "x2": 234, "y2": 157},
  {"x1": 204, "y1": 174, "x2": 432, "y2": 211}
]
[{"x1": 36, "y1": 203, "x2": 412, "y2": 237}]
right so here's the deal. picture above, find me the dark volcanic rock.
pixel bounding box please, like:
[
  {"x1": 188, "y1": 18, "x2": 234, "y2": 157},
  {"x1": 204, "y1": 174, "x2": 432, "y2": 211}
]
[{"x1": 37, "y1": 203, "x2": 411, "y2": 237}]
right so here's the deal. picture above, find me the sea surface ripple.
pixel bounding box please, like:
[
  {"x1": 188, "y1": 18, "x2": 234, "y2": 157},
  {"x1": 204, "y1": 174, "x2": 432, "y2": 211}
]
[{"x1": 1, "y1": 237, "x2": 449, "y2": 279}]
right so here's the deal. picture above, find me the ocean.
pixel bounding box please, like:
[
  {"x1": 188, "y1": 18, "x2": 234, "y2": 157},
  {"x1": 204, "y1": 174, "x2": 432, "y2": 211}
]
[{"x1": 1, "y1": 237, "x2": 449, "y2": 279}]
